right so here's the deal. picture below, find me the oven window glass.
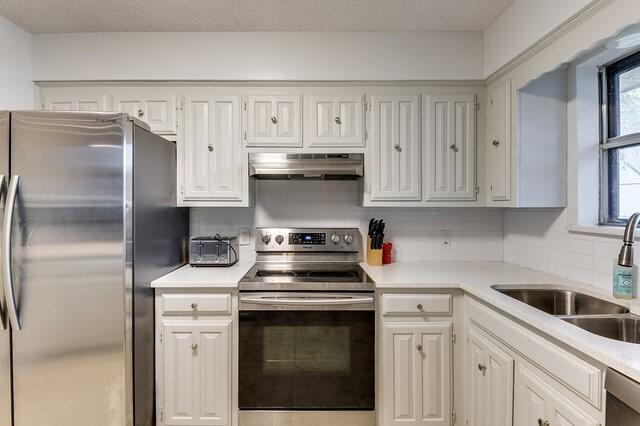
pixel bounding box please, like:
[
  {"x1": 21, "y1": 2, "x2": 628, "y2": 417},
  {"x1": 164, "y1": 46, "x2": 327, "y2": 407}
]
[{"x1": 239, "y1": 311, "x2": 374, "y2": 410}]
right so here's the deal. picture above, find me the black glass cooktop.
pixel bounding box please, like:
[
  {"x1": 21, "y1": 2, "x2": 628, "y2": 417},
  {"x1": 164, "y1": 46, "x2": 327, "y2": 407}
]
[{"x1": 255, "y1": 269, "x2": 360, "y2": 281}]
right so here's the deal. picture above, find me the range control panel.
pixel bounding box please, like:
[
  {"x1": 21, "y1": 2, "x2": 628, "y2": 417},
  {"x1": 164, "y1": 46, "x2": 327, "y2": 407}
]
[
  {"x1": 256, "y1": 228, "x2": 360, "y2": 252},
  {"x1": 289, "y1": 232, "x2": 326, "y2": 245}
]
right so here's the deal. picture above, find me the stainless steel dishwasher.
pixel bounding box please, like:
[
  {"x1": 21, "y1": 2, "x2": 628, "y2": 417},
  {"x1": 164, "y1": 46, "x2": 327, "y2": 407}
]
[{"x1": 606, "y1": 369, "x2": 640, "y2": 425}]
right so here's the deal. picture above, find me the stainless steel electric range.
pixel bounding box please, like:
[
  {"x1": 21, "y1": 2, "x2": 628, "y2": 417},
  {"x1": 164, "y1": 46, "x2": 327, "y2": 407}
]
[{"x1": 238, "y1": 228, "x2": 375, "y2": 426}]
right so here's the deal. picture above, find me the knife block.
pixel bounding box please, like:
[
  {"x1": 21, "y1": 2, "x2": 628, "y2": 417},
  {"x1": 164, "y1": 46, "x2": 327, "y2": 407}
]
[{"x1": 367, "y1": 237, "x2": 383, "y2": 266}]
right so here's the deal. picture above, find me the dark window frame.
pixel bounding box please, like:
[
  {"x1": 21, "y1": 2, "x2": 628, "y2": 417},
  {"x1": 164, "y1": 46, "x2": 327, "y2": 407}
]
[{"x1": 600, "y1": 50, "x2": 640, "y2": 225}]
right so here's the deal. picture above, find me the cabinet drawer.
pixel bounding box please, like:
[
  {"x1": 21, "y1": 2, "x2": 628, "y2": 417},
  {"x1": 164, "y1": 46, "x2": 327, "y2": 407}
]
[
  {"x1": 162, "y1": 293, "x2": 231, "y2": 315},
  {"x1": 382, "y1": 293, "x2": 452, "y2": 316}
]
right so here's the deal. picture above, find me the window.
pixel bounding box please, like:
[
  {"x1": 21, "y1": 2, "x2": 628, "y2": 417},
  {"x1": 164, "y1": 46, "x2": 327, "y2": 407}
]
[{"x1": 601, "y1": 50, "x2": 640, "y2": 225}]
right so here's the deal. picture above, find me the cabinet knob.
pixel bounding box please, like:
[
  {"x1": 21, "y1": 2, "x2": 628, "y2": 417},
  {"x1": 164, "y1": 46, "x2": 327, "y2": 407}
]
[
  {"x1": 478, "y1": 363, "x2": 487, "y2": 375},
  {"x1": 450, "y1": 144, "x2": 459, "y2": 153},
  {"x1": 271, "y1": 115, "x2": 278, "y2": 124},
  {"x1": 137, "y1": 108, "x2": 144, "y2": 118},
  {"x1": 394, "y1": 144, "x2": 402, "y2": 152},
  {"x1": 208, "y1": 144, "x2": 213, "y2": 152},
  {"x1": 416, "y1": 344, "x2": 423, "y2": 352},
  {"x1": 191, "y1": 343, "x2": 198, "y2": 352},
  {"x1": 492, "y1": 140, "x2": 500, "y2": 147},
  {"x1": 537, "y1": 419, "x2": 549, "y2": 426},
  {"x1": 334, "y1": 116, "x2": 342, "y2": 125},
  {"x1": 417, "y1": 304, "x2": 423, "y2": 310},
  {"x1": 191, "y1": 302, "x2": 198, "y2": 310}
]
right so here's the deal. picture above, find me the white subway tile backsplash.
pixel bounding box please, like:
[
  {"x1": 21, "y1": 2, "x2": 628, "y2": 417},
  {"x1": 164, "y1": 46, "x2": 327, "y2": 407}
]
[
  {"x1": 191, "y1": 181, "x2": 503, "y2": 263},
  {"x1": 504, "y1": 208, "x2": 632, "y2": 292}
]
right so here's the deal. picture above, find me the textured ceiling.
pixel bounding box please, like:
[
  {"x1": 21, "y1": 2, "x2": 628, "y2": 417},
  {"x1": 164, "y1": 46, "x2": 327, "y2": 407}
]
[{"x1": 1, "y1": 0, "x2": 513, "y2": 33}]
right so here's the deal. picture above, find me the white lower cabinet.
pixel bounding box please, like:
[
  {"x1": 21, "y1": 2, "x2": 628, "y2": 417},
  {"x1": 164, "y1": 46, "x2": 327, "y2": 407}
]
[
  {"x1": 157, "y1": 291, "x2": 235, "y2": 426},
  {"x1": 381, "y1": 322, "x2": 452, "y2": 426},
  {"x1": 465, "y1": 324, "x2": 514, "y2": 426},
  {"x1": 162, "y1": 321, "x2": 231, "y2": 426},
  {"x1": 514, "y1": 364, "x2": 599, "y2": 426}
]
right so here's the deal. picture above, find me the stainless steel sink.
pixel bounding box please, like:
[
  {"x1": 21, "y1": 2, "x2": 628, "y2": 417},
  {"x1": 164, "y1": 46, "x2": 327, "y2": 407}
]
[
  {"x1": 560, "y1": 315, "x2": 640, "y2": 344},
  {"x1": 492, "y1": 286, "x2": 629, "y2": 315}
]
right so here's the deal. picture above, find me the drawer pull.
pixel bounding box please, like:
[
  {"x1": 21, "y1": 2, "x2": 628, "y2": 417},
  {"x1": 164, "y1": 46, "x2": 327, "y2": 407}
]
[
  {"x1": 478, "y1": 363, "x2": 487, "y2": 375},
  {"x1": 191, "y1": 343, "x2": 198, "y2": 352},
  {"x1": 191, "y1": 302, "x2": 198, "y2": 310},
  {"x1": 417, "y1": 304, "x2": 423, "y2": 311}
]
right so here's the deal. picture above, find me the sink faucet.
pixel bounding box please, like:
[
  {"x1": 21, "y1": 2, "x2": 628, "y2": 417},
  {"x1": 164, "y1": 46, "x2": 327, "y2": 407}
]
[{"x1": 619, "y1": 212, "x2": 640, "y2": 267}]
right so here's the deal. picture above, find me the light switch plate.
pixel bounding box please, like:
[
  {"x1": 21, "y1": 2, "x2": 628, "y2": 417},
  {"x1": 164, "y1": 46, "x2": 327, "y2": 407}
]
[{"x1": 238, "y1": 228, "x2": 251, "y2": 246}]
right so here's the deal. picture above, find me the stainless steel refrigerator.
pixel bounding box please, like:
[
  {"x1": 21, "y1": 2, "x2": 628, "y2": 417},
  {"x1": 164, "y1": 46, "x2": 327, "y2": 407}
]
[{"x1": 0, "y1": 111, "x2": 189, "y2": 426}]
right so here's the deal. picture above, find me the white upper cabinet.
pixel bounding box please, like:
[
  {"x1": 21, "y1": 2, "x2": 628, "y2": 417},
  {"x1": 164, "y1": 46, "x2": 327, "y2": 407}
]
[
  {"x1": 424, "y1": 93, "x2": 477, "y2": 201},
  {"x1": 244, "y1": 91, "x2": 302, "y2": 147},
  {"x1": 112, "y1": 88, "x2": 177, "y2": 134},
  {"x1": 306, "y1": 91, "x2": 365, "y2": 147},
  {"x1": 487, "y1": 78, "x2": 512, "y2": 202},
  {"x1": 486, "y1": 68, "x2": 567, "y2": 208},
  {"x1": 181, "y1": 90, "x2": 245, "y2": 204},
  {"x1": 41, "y1": 87, "x2": 109, "y2": 112},
  {"x1": 368, "y1": 93, "x2": 421, "y2": 201}
]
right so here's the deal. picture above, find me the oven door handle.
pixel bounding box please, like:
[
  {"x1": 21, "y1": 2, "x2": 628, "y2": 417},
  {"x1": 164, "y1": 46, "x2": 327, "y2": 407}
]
[{"x1": 240, "y1": 296, "x2": 374, "y2": 306}]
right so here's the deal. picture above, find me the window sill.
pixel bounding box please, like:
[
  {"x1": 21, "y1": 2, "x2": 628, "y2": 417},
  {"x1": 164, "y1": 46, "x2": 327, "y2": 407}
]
[{"x1": 567, "y1": 224, "x2": 628, "y2": 239}]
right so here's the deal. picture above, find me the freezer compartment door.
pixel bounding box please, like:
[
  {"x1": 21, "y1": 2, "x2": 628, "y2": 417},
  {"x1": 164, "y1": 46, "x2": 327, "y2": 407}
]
[{"x1": 9, "y1": 112, "x2": 131, "y2": 426}]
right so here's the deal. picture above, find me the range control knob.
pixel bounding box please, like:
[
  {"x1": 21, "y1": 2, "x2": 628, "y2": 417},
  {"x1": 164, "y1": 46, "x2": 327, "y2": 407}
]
[
  {"x1": 261, "y1": 234, "x2": 271, "y2": 245},
  {"x1": 343, "y1": 234, "x2": 354, "y2": 245},
  {"x1": 275, "y1": 234, "x2": 284, "y2": 245},
  {"x1": 330, "y1": 234, "x2": 340, "y2": 245}
]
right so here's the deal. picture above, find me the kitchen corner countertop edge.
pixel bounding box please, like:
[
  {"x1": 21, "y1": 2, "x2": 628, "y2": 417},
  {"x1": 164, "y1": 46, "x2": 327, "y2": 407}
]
[{"x1": 152, "y1": 260, "x2": 640, "y2": 383}]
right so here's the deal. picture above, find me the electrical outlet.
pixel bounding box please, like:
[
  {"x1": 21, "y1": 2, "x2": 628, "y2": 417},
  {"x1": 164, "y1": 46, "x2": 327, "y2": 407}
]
[
  {"x1": 441, "y1": 230, "x2": 452, "y2": 246},
  {"x1": 238, "y1": 228, "x2": 251, "y2": 246}
]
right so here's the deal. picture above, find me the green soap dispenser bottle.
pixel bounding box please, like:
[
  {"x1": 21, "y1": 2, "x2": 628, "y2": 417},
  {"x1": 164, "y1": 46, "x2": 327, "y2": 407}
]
[{"x1": 614, "y1": 213, "x2": 640, "y2": 299}]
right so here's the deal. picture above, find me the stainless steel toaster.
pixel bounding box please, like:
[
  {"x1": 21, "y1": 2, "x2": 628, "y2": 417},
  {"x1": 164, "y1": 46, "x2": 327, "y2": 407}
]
[{"x1": 189, "y1": 235, "x2": 239, "y2": 266}]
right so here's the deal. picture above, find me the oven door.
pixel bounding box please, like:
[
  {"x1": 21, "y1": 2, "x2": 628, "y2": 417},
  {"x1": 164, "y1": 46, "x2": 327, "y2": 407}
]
[{"x1": 239, "y1": 292, "x2": 375, "y2": 411}]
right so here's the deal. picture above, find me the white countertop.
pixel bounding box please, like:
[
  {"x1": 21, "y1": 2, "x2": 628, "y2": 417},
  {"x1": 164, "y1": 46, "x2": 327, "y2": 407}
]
[
  {"x1": 152, "y1": 258, "x2": 640, "y2": 382},
  {"x1": 151, "y1": 253, "x2": 254, "y2": 289},
  {"x1": 362, "y1": 261, "x2": 640, "y2": 383}
]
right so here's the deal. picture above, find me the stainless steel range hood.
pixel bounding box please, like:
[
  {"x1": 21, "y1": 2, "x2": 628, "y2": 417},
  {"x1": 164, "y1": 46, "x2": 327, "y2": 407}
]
[{"x1": 249, "y1": 153, "x2": 364, "y2": 180}]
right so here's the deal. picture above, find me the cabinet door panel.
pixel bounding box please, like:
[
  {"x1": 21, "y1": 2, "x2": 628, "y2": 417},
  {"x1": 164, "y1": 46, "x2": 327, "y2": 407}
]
[
  {"x1": 425, "y1": 94, "x2": 476, "y2": 201},
  {"x1": 245, "y1": 93, "x2": 301, "y2": 147},
  {"x1": 183, "y1": 95, "x2": 242, "y2": 201},
  {"x1": 198, "y1": 322, "x2": 231, "y2": 426},
  {"x1": 382, "y1": 322, "x2": 452, "y2": 426},
  {"x1": 338, "y1": 100, "x2": 360, "y2": 140},
  {"x1": 307, "y1": 94, "x2": 364, "y2": 147},
  {"x1": 488, "y1": 79, "x2": 512, "y2": 201},
  {"x1": 43, "y1": 92, "x2": 108, "y2": 112},
  {"x1": 514, "y1": 364, "x2": 599, "y2": 426},
  {"x1": 163, "y1": 323, "x2": 197, "y2": 425},
  {"x1": 466, "y1": 325, "x2": 514, "y2": 426},
  {"x1": 418, "y1": 323, "x2": 452, "y2": 426},
  {"x1": 383, "y1": 326, "x2": 417, "y2": 422},
  {"x1": 113, "y1": 90, "x2": 177, "y2": 134},
  {"x1": 369, "y1": 94, "x2": 421, "y2": 201}
]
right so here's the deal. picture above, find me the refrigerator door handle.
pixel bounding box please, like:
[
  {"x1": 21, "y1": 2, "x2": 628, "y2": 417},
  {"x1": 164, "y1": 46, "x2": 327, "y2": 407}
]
[
  {"x1": 0, "y1": 175, "x2": 6, "y2": 331},
  {"x1": 3, "y1": 176, "x2": 20, "y2": 331}
]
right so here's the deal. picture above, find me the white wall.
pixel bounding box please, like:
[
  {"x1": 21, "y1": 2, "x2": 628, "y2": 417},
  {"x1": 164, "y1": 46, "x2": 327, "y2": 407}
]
[
  {"x1": 483, "y1": 0, "x2": 593, "y2": 77},
  {"x1": 31, "y1": 31, "x2": 484, "y2": 81},
  {"x1": 192, "y1": 181, "x2": 504, "y2": 263},
  {"x1": 0, "y1": 15, "x2": 33, "y2": 109}
]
